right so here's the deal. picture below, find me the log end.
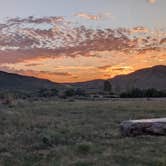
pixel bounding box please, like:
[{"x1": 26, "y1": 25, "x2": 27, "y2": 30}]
[{"x1": 120, "y1": 118, "x2": 166, "y2": 137}]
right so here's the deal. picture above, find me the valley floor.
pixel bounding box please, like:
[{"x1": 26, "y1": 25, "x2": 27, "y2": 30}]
[{"x1": 0, "y1": 98, "x2": 166, "y2": 166}]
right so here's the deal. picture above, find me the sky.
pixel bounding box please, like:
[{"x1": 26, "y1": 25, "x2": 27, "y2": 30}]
[{"x1": 0, "y1": 0, "x2": 165, "y2": 82}]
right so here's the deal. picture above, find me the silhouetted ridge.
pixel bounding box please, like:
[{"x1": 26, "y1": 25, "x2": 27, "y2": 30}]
[
  {"x1": 0, "y1": 71, "x2": 62, "y2": 91},
  {"x1": 67, "y1": 65, "x2": 166, "y2": 93}
]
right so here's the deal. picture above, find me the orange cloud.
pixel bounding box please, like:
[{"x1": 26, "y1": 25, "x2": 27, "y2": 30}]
[
  {"x1": 97, "y1": 65, "x2": 112, "y2": 70},
  {"x1": 129, "y1": 26, "x2": 149, "y2": 34},
  {"x1": 75, "y1": 12, "x2": 112, "y2": 20},
  {"x1": 147, "y1": 0, "x2": 157, "y2": 4},
  {"x1": 75, "y1": 13, "x2": 99, "y2": 20}
]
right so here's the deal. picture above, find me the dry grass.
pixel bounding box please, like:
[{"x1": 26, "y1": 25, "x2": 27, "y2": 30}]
[{"x1": 0, "y1": 98, "x2": 166, "y2": 166}]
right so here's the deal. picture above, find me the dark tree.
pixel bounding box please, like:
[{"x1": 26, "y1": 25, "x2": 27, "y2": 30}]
[
  {"x1": 104, "y1": 80, "x2": 112, "y2": 92},
  {"x1": 38, "y1": 88, "x2": 58, "y2": 97},
  {"x1": 50, "y1": 88, "x2": 58, "y2": 96},
  {"x1": 75, "y1": 88, "x2": 86, "y2": 96},
  {"x1": 145, "y1": 88, "x2": 158, "y2": 97},
  {"x1": 38, "y1": 88, "x2": 49, "y2": 97},
  {"x1": 64, "y1": 88, "x2": 75, "y2": 97}
]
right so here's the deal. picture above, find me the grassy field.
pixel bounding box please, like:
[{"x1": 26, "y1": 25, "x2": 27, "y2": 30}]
[{"x1": 0, "y1": 98, "x2": 166, "y2": 166}]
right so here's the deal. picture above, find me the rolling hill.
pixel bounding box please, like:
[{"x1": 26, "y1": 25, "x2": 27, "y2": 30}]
[
  {"x1": 0, "y1": 71, "x2": 63, "y2": 91},
  {"x1": 0, "y1": 65, "x2": 166, "y2": 93},
  {"x1": 69, "y1": 65, "x2": 166, "y2": 93},
  {"x1": 110, "y1": 65, "x2": 166, "y2": 93}
]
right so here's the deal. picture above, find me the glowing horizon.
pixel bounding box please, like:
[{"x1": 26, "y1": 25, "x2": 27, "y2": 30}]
[{"x1": 0, "y1": 0, "x2": 165, "y2": 83}]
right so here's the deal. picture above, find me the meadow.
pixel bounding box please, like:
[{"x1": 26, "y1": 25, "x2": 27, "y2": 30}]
[{"x1": 0, "y1": 98, "x2": 166, "y2": 166}]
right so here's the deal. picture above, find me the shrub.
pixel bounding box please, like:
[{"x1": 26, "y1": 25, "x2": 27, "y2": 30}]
[
  {"x1": 75, "y1": 88, "x2": 86, "y2": 96},
  {"x1": 64, "y1": 88, "x2": 75, "y2": 97},
  {"x1": 76, "y1": 143, "x2": 92, "y2": 155},
  {"x1": 40, "y1": 130, "x2": 67, "y2": 146},
  {"x1": 37, "y1": 88, "x2": 58, "y2": 98}
]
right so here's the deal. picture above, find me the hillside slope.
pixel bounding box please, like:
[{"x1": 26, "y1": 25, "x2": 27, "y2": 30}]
[
  {"x1": 69, "y1": 65, "x2": 166, "y2": 93},
  {"x1": 0, "y1": 71, "x2": 62, "y2": 91},
  {"x1": 0, "y1": 65, "x2": 166, "y2": 93},
  {"x1": 110, "y1": 65, "x2": 166, "y2": 93}
]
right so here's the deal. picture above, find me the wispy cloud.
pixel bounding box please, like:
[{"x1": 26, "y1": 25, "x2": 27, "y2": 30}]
[
  {"x1": 75, "y1": 12, "x2": 112, "y2": 20},
  {"x1": 97, "y1": 65, "x2": 112, "y2": 70},
  {"x1": 1, "y1": 67, "x2": 73, "y2": 78},
  {"x1": 24, "y1": 63, "x2": 42, "y2": 67},
  {"x1": 129, "y1": 26, "x2": 149, "y2": 34},
  {"x1": 6, "y1": 16, "x2": 64, "y2": 25},
  {"x1": 75, "y1": 12, "x2": 99, "y2": 20}
]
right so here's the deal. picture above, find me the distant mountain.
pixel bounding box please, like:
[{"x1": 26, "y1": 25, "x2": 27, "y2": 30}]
[
  {"x1": 69, "y1": 65, "x2": 166, "y2": 93},
  {"x1": 110, "y1": 65, "x2": 166, "y2": 93},
  {"x1": 0, "y1": 65, "x2": 166, "y2": 93},
  {"x1": 0, "y1": 71, "x2": 63, "y2": 91}
]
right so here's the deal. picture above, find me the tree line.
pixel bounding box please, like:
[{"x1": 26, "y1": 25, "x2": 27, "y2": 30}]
[
  {"x1": 0, "y1": 80, "x2": 165, "y2": 102},
  {"x1": 120, "y1": 88, "x2": 166, "y2": 98}
]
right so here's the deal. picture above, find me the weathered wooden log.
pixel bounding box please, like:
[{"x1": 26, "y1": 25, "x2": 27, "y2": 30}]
[{"x1": 120, "y1": 118, "x2": 166, "y2": 136}]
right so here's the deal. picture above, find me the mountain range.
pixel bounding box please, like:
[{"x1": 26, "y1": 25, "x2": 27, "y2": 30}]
[
  {"x1": 67, "y1": 65, "x2": 166, "y2": 93},
  {"x1": 0, "y1": 65, "x2": 166, "y2": 93}
]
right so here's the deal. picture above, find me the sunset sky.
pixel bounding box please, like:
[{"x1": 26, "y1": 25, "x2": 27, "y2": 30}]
[{"x1": 0, "y1": 0, "x2": 165, "y2": 82}]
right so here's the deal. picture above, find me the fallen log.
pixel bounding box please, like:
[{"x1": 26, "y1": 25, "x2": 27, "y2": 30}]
[{"x1": 120, "y1": 118, "x2": 166, "y2": 136}]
